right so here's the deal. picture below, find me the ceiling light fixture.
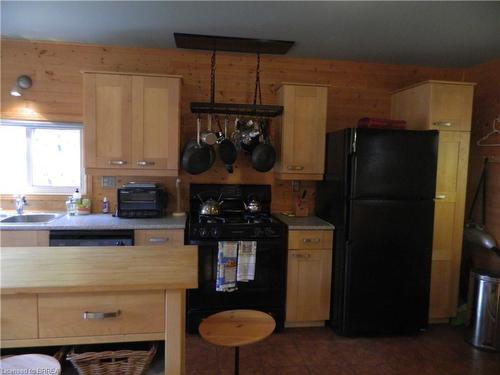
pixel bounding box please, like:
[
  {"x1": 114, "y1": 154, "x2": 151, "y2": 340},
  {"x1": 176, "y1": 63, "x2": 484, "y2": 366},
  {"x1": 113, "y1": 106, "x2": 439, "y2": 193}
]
[{"x1": 10, "y1": 75, "x2": 33, "y2": 97}]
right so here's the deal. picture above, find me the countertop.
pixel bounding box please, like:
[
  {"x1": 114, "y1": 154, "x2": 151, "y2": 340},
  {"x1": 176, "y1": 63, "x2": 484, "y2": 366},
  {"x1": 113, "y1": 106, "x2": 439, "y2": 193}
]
[
  {"x1": 0, "y1": 213, "x2": 187, "y2": 231},
  {"x1": 0, "y1": 245, "x2": 197, "y2": 294},
  {"x1": 273, "y1": 213, "x2": 335, "y2": 230}
]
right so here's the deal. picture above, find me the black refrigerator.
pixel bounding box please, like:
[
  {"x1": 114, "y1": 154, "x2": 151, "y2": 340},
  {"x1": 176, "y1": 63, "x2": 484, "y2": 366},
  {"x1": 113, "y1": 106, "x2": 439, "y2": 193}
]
[{"x1": 316, "y1": 128, "x2": 439, "y2": 336}]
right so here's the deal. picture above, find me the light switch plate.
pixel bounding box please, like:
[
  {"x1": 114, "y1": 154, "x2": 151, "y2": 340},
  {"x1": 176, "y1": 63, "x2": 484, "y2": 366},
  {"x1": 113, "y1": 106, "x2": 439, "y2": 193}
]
[{"x1": 101, "y1": 176, "x2": 116, "y2": 189}]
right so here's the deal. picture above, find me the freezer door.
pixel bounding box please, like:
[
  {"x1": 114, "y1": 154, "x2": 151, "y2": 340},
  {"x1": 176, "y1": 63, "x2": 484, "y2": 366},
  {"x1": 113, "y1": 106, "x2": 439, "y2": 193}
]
[
  {"x1": 351, "y1": 129, "x2": 438, "y2": 200},
  {"x1": 342, "y1": 199, "x2": 434, "y2": 335}
]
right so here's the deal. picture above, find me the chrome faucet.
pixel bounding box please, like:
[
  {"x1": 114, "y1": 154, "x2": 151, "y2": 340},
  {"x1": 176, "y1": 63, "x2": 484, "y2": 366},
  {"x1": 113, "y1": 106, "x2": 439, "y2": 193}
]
[{"x1": 15, "y1": 195, "x2": 27, "y2": 215}]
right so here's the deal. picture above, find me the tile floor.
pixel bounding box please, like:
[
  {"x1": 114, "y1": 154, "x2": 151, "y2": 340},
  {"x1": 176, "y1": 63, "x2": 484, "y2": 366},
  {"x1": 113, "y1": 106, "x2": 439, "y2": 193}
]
[
  {"x1": 7, "y1": 325, "x2": 500, "y2": 374},
  {"x1": 181, "y1": 325, "x2": 500, "y2": 375}
]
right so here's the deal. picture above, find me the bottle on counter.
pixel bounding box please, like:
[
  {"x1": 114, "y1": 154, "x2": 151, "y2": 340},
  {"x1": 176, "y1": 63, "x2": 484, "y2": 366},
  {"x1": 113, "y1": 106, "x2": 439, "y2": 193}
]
[
  {"x1": 102, "y1": 196, "x2": 109, "y2": 214},
  {"x1": 65, "y1": 196, "x2": 76, "y2": 216}
]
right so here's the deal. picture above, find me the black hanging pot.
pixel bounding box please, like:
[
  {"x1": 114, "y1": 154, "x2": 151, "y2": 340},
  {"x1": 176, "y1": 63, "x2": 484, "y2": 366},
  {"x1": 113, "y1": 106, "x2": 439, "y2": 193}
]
[
  {"x1": 251, "y1": 121, "x2": 276, "y2": 172},
  {"x1": 218, "y1": 118, "x2": 237, "y2": 173},
  {"x1": 182, "y1": 118, "x2": 214, "y2": 175}
]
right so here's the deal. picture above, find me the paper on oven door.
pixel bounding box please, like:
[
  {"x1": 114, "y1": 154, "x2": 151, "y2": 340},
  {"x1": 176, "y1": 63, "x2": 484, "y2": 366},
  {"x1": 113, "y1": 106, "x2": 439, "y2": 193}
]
[
  {"x1": 216, "y1": 241, "x2": 238, "y2": 292},
  {"x1": 237, "y1": 241, "x2": 256, "y2": 282}
]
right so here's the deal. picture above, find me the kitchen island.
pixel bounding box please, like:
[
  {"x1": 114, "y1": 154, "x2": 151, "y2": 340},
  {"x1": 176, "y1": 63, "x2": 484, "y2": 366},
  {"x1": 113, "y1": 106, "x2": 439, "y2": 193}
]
[{"x1": 0, "y1": 245, "x2": 197, "y2": 375}]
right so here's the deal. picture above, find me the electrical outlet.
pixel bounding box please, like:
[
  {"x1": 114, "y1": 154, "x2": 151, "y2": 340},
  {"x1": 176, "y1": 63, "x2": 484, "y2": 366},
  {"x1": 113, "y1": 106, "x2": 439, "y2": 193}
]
[{"x1": 101, "y1": 176, "x2": 116, "y2": 189}]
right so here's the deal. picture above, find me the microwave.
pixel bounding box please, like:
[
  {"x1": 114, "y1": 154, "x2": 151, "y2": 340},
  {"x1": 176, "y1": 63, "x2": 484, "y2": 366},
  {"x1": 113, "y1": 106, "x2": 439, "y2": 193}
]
[{"x1": 117, "y1": 184, "x2": 166, "y2": 218}]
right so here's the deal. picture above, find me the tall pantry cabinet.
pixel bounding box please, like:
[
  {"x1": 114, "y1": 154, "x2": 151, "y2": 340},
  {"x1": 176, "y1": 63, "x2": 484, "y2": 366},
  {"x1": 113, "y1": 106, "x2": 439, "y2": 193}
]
[
  {"x1": 83, "y1": 71, "x2": 181, "y2": 176},
  {"x1": 391, "y1": 80, "x2": 475, "y2": 321}
]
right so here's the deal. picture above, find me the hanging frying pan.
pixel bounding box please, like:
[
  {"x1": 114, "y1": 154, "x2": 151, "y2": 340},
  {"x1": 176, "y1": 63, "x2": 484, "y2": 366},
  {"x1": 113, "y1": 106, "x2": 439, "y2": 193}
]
[
  {"x1": 251, "y1": 120, "x2": 276, "y2": 172},
  {"x1": 182, "y1": 117, "x2": 213, "y2": 175},
  {"x1": 218, "y1": 118, "x2": 237, "y2": 173}
]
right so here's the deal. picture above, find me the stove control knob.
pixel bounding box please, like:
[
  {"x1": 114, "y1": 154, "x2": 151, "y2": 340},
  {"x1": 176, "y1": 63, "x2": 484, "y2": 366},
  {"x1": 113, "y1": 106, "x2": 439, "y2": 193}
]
[
  {"x1": 210, "y1": 227, "x2": 221, "y2": 238},
  {"x1": 264, "y1": 227, "x2": 275, "y2": 236},
  {"x1": 199, "y1": 227, "x2": 209, "y2": 238},
  {"x1": 254, "y1": 228, "x2": 264, "y2": 237}
]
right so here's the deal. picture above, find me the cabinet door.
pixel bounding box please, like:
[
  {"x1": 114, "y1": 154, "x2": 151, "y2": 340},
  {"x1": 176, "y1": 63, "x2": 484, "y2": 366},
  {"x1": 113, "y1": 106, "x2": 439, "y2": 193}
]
[
  {"x1": 84, "y1": 73, "x2": 132, "y2": 169},
  {"x1": 286, "y1": 249, "x2": 332, "y2": 322},
  {"x1": 429, "y1": 131, "x2": 470, "y2": 319},
  {"x1": 131, "y1": 76, "x2": 180, "y2": 171},
  {"x1": 0, "y1": 231, "x2": 49, "y2": 247},
  {"x1": 429, "y1": 83, "x2": 474, "y2": 132},
  {"x1": 278, "y1": 85, "x2": 327, "y2": 179}
]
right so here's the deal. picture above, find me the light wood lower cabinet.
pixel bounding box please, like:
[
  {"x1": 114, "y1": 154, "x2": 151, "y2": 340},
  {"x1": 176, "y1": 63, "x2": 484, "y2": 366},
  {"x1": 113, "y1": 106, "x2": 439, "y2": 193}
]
[
  {"x1": 1, "y1": 294, "x2": 38, "y2": 339},
  {"x1": 38, "y1": 291, "x2": 165, "y2": 338},
  {"x1": 286, "y1": 229, "x2": 333, "y2": 326},
  {"x1": 134, "y1": 229, "x2": 184, "y2": 247},
  {"x1": 0, "y1": 231, "x2": 49, "y2": 247}
]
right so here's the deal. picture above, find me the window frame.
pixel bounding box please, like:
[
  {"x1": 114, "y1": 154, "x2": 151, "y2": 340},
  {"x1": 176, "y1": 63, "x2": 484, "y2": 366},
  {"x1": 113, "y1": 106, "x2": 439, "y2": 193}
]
[{"x1": 0, "y1": 119, "x2": 85, "y2": 195}]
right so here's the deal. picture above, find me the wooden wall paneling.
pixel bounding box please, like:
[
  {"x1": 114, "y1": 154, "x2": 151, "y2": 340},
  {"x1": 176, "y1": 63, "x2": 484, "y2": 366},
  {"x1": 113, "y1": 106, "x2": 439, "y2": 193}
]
[
  {"x1": 1, "y1": 39, "x2": 467, "y2": 213},
  {"x1": 465, "y1": 59, "x2": 500, "y2": 243}
]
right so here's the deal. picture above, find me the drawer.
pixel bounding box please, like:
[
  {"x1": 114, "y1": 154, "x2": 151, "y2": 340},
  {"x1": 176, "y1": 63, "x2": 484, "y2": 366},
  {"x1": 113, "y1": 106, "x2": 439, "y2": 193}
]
[
  {"x1": 0, "y1": 231, "x2": 49, "y2": 247},
  {"x1": 134, "y1": 229, "x2": 184, "y2": 247},
  {"x1": 1, "y1": 294, "x2": 38, "y2": 339},
  {"x1": 38, "y1": 291, "x2": 165, "y2": 338},
  {"x1": 288, "y1": 230, "x2": 333, "y2": 250}
]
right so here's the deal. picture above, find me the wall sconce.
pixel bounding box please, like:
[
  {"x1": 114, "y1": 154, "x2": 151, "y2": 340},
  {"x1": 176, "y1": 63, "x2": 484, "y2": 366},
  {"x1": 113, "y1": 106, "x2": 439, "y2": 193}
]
[{"x1": 10, "y1": 75, "x2": 33, "y2": 97}]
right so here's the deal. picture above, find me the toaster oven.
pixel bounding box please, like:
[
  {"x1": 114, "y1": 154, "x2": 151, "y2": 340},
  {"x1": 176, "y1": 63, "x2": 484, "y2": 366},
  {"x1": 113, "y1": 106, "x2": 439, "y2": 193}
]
[{"x1": 117, "y1": 183, "x2": 166, "y2": 218}]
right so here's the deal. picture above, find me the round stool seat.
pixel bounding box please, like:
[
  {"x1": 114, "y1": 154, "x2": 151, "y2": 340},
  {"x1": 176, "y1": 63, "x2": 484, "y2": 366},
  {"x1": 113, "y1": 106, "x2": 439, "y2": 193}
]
[
  {"x1": 199, "y1": 309, "x2": 276, "y2": 375},
  {"x1": 0, "y1": 354, "x2": 61, "y2": 373}
]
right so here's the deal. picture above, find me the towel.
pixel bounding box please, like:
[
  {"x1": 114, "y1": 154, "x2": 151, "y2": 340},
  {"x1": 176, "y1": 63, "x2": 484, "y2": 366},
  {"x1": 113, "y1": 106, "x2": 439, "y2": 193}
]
[
  {"x1": 216, "y1": 241, "x2": 238, "y2": 292},
  {"x1": 237, "y1": 241, "x2": 257, "y2": 282}
]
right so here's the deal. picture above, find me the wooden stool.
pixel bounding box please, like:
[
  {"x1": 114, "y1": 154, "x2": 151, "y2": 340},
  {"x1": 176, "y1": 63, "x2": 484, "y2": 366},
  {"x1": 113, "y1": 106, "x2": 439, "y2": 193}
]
[
  {"x1": 199, "y1": 309, "x2": 276, "y2": 375},
  {"x1": 0, "y1": 354, "x2": 62, "y2": 374}
]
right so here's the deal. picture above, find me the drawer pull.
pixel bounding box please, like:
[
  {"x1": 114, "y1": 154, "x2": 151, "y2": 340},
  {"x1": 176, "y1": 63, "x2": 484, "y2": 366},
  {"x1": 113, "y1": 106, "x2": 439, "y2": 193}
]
[
  {"x1": 435, "y1": 195, "x2": 447, "y2": 200},
  {"x1": 303, "y1": 238, "x2": 321, "y2": 243},
  {"x1": 432, "y1": 121, "x2": 453, "y2": 127},
  {"x1": 148, "y1": 237, "x2": 169, "y2": 244},
  {"x1": 109, "y1": 160, "x2": 127, "y2": 166},
  {"x1": 294, "y1": 253, "x2": 311, "y2": 259},
  {"x1": 137, "y1": 160, "x2": 155, "y2": 166},
  {"x1": 287, "y1": 165, "x2": 304, "y2": 171},
  {"x1": 83, "y1": 310, "x2": 121, "y2": 320}
]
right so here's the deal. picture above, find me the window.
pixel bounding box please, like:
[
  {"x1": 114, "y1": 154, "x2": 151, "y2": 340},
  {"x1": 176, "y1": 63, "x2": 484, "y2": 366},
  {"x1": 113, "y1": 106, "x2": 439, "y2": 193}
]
[{"x1": 0, "y1": 119, "x2": 83, "y2": 194}]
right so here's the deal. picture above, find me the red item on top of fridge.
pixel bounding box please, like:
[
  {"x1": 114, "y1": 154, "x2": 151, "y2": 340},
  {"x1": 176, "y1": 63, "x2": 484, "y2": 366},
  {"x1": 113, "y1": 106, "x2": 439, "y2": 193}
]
[{"x1": 357, "y1": 118, "x2": 407, "y2": 129}]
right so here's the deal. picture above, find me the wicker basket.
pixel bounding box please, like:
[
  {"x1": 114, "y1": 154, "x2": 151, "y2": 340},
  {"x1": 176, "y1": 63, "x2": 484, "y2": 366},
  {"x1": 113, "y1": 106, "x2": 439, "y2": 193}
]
[{"x1": 67, "y1": 344, "x2": 157, "y2": 375}]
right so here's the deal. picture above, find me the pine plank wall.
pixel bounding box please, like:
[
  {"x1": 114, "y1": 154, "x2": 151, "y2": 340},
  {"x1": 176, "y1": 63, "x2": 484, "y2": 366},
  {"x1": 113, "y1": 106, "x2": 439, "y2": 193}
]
[{"x1": 1, "y1": 39, "x2": 498, "y2": 240}]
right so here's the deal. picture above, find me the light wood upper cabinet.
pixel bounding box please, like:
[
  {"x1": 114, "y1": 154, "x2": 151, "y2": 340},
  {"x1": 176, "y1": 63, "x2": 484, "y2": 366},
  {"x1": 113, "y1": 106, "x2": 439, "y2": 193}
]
[
  {"x1": 83, "y1": 71, "x2": 181, "y2": 176},
  {"x1": 391, "y1": 80, "x2": 475, "y2": 132},
  {"x1": 275, "y1": 83, "x2": 328, "y2": 180},
  {"x1": 429, "y1": 131, "x2": 470, "y2": 319},
  {"x1": 84, "y1": 73, "x2": 132, "y2": 170},
  {"x1": 286, "y1": 229, "x2": 333, "y2": 326},
  {"x1": 131, "y1": 76, "x2": 180, "y2": 171}
]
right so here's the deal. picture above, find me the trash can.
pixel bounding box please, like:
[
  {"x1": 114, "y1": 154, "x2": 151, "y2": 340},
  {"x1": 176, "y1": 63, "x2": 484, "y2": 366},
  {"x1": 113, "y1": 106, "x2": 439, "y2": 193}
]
[{"x1": 466, "y1": 268, "x2": 500, "y2": 351}]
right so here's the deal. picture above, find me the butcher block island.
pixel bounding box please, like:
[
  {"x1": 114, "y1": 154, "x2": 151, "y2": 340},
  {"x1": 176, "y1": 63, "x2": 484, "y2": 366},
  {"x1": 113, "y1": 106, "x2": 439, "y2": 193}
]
[{"x1": 0, "y1": 245, "x2": 197, "y2": 375}]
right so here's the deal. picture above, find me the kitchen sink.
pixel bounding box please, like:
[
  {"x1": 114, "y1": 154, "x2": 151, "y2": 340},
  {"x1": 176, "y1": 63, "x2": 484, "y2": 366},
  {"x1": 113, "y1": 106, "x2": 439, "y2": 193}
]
[{"x1": 0, "y1": 213, "x2": 63, "y2": 224}]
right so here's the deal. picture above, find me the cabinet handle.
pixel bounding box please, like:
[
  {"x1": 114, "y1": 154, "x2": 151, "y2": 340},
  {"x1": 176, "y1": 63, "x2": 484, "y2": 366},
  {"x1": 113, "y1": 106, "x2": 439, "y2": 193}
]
[
  {"x1": 109, "y1": 160, "x2": 127, "y2": 166},
  {"x1": 136, "y1": 160, "x2": 155, "y2": 166},
  {"x1": 303, "y1": 238, "x2": 321, "y2": 243},
  {"x1": 83, "y1": 310, "x2": 121, "y2": 320},
  {"x1": 432, "y1": 121, "x2": 453, "y2": 127},
  {"x1": 435, "y1": 195, "x2": 447, "y2": 200},
  {"x1": 148, "y1": 237, "x2": 169, "y2": 244},
  {"x1": 293, "y1": 253, "x2": 311, "y2": 259},
  {"x1": 287, "y1": 165, "x2": 304, "y2": 171}
]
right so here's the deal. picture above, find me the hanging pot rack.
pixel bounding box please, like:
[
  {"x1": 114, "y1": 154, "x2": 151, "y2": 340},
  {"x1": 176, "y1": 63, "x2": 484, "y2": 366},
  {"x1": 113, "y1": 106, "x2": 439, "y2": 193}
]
[{"x1": 174, "y1": 33, "x2": 294, "y2": 118}]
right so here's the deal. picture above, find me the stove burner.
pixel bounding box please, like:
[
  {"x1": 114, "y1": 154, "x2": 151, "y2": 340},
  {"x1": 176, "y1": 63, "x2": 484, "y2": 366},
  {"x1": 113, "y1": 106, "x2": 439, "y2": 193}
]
[
  {"x1": 199, "y1": 214, "x2": 226, "y2": 224},
  {"x1": 243, "y1": 213, "x2": 272, "y2": 224}
]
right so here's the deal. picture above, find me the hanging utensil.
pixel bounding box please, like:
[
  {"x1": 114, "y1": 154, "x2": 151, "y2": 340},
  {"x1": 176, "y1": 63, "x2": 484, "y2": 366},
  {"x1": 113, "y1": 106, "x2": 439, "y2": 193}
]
[{"x1": 251, "y1": 119, "x2": 276, "y2": 172}]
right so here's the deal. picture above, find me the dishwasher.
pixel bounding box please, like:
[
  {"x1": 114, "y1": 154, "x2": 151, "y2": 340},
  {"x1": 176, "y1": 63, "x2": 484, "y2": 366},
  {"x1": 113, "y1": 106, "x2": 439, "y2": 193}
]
[{"x1": 49, "y1": 230, "x2": 134, "y2": 246}]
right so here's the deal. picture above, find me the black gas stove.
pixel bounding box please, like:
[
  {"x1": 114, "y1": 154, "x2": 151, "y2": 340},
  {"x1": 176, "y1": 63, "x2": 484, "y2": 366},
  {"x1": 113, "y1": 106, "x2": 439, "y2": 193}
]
[
  {"x1": 186, "y1": 184, "x2": 285, "y2": 244},
  {"x1": 185, "y1": 184, "x2": 286, "y2": 333}
]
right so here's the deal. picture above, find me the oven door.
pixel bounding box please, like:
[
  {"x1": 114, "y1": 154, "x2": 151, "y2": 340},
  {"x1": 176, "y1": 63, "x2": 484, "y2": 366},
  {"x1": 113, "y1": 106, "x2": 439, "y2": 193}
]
[{"x1": 187, "y1": 239, "x2": 286, "y2": 331}]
